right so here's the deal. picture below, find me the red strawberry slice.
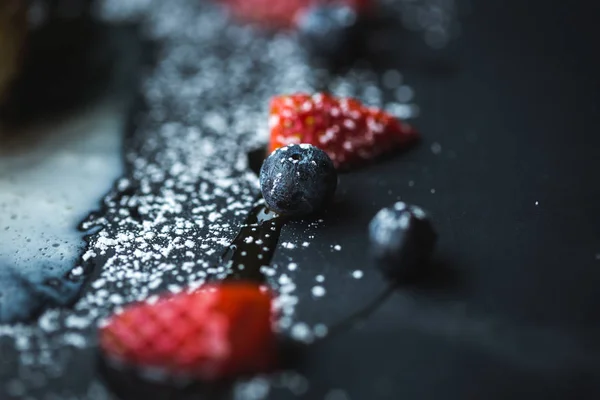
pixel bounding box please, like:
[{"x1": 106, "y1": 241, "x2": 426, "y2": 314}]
[
  {"x1": 268, "y1": 93, "x2": 419, "y2": 169},
  {"x1": 99, "y1": 283, "x2": 277, "y2": 381},
  {"x1": 219, "y1": 0, "x2": 371, "y2": 29}
]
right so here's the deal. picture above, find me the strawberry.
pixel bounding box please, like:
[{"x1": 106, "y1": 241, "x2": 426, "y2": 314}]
[
  {"x1": 219, "y1": 0, "x2": 371, "y2": 29},
  {"x1": 99, "y1": 283, "x2": 277, "y2": 381},
  {"x1": 268, "y1": 93, "x2": 419, "y2": 169}
]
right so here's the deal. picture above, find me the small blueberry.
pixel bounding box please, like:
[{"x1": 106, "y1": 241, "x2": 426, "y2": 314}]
[
  {"x1": 259, "y1": 144, "x2": 337, "y2": 217},
  {"x1": 369, "y1": 202, "x2": 437, "y2": 280},
  {"x1": 296, "y1": 4, "x2": 362, "y2": 64}
]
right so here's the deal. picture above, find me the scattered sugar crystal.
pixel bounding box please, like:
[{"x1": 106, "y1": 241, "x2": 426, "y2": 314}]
[
  {"x1": 290, "y1": 322, "x2": 313, "y2": 343},
  {"x1": 352, "y1": 270, "x2": 364, "y2": 279},
  {"x1": 82, "y1": 251, "x2": 96, "y2": 261},
  {"x1": 108, "y1": 294, "x2": 124, "y2": 304},
  {"x1": 399, "y1": 213, "x2": 411, "y2": 229},
  {"x1": 394, "y1": 202, "x2": 406, "y2": 210},
  {"x1": 259, "y1": 266, "x2": 277, "y2": 277},
  {"x1": 431, "y1": 142, "x2": 442, "y2": 154},
  {"x1": 311, "y1": 286, "x2": 326, "y2": 297},
  {"x1": 313, "y1": 323, "x2": 328, "y2": 338},
  {"x1": 148, "y1": 278, "x2": 162, "y2": 290},
  {"x1": 38, "y1": 312, "x2": 59, "y2": 333},
  {"x1": 395, "y1": 85, "x2": 414, "y2": 103},
  {"x1": 274, "y1": 372, "x2": 309, "y2": 396},
  {"x1": 411, "y1": 206, "x2": 426, "y2": 219},
  {"x1": 91, "y1": 279, "x2": 105, "y2": 289},
  {"x1": 332, "y1": 244, "x2": 342, "y2": 251},
  {"x1": 278, "y1": 274, "x2": 292, "y2": 285},
  {"x1": 65, "y1": 315, "x2": 90, "y2": 330},
  {"x1": 62, "y1": 333, "x2": 87, "y2": 349},
  {"x1": 233, "y1": 377, "x2": 271, "y2": 400},
  {"x1": 278, "y1": 316, "x2": 292, "y2": 329},
  {"x1": 288, "y1": 263, "x2": 298, "y2": 271},
  {"x1": 279, "y1": 281, "x2": 297, "y2": 295},
  {"x1": 315, "y1": 275, "x2": 325, "y2": 283}
]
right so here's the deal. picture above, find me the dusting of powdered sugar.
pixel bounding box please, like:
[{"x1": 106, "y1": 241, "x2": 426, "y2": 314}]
[{"x1": 0, "y1": 0, "x2": 452, "y2": 397}]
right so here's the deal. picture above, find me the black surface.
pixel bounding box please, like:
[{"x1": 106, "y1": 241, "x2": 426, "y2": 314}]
[
  {"x1": 3, "y1": 0, "x2": 600, "y2": 398},
  {"x1": 268, "y1": 0, "x2": 600, "y2": 398}
]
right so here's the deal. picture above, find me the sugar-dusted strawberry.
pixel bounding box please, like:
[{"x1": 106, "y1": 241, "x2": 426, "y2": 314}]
[
  {"x1": 268, "y1": 93, "x2": 419, "y2": 169},
  {"x1": 219, "y1": 0, "x2": 371, "y2": 29},
  {"x1": 99, "y1": 283, "x2": 277, "y2": 381}
]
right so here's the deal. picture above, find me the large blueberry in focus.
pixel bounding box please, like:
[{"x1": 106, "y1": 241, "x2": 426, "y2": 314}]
[
  {"x1": 260, "y1": 144, "x2": 337, "y2": 217},
  {"x1": 296, "y1": 4, "x2": 362, "y2": 64},
  {"x1": 369, "y1": 202, "x2": 437, "y2": 280}
]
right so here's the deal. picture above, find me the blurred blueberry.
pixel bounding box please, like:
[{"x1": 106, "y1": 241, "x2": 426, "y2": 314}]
[
  {"x1": 369, "y1": 202, "x2": 437, "y2": 280},
  {"x1": 296, "y1": 4, "x2": 363, "y2": 65},
  {"x1": 0, "y1": 260, "x2": 85, "y2": 323},
  {"x1": 260, "y1": 144, "x2": 337, "y2": 217}
]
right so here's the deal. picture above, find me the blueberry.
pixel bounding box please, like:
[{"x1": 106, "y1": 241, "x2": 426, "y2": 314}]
[
  {"x1": 260, "y1": 144, "x2": 337, "y2": 217},
  {"x1": 0, "y1": 260, "x2": 85, "y2": 323},
  {"x1": 369, "y1": 202, "x2": 437, "y2": 280},
  {"x1": 296, "y1": 4, "x2": 362, "y2": 65}
]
